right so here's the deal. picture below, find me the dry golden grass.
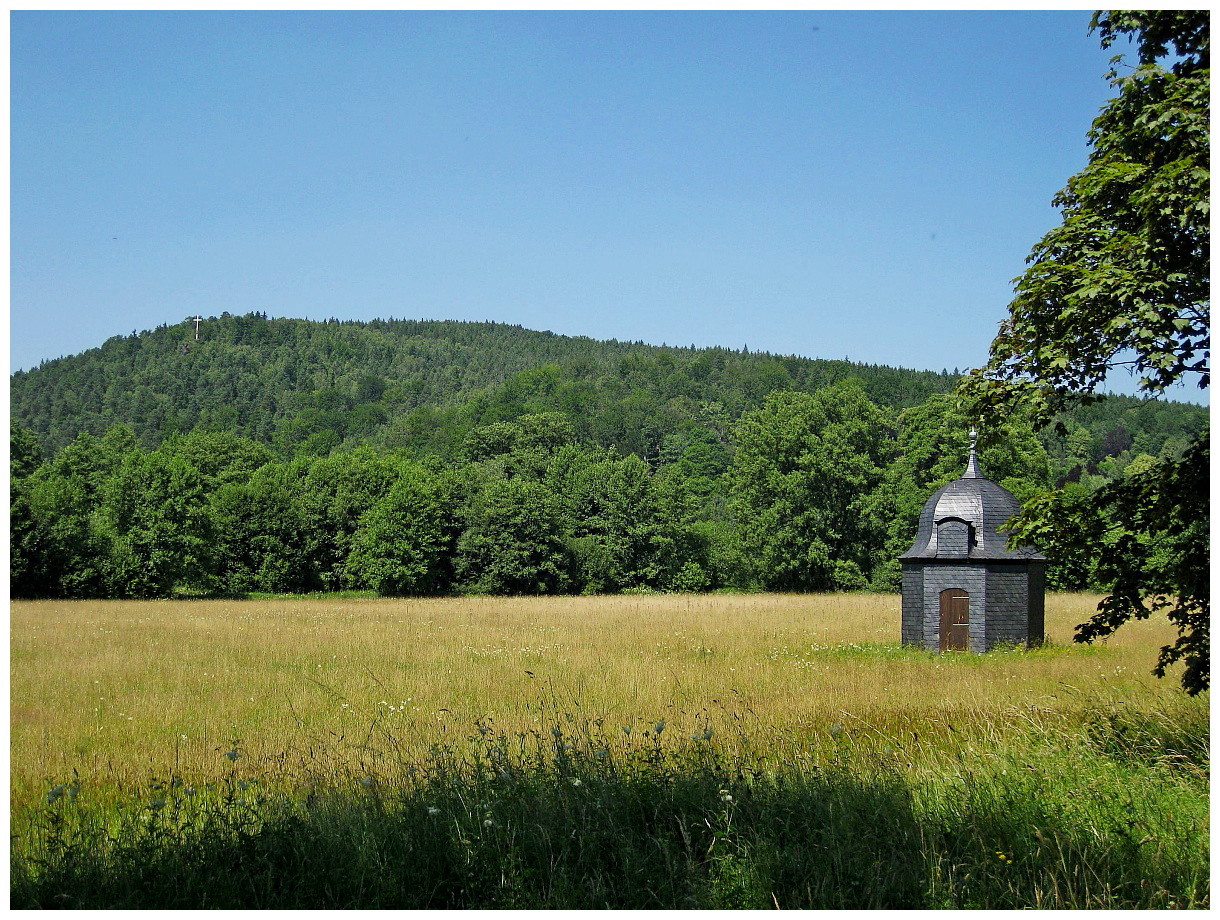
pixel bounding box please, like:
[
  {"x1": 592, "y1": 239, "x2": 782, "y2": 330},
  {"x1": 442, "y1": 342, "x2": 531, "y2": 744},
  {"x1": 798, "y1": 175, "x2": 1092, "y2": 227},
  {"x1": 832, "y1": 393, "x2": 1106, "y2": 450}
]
[{"x1": 9, "y1": 592, "x2": 1194, "y2": 801}]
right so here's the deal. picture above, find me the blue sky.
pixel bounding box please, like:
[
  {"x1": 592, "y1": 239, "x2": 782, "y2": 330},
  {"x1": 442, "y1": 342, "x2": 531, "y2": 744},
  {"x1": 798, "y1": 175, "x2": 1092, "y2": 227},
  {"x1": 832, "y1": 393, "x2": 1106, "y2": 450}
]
[{"x1": 9, "y1": 10, "x2": 1202, "y2": 402}]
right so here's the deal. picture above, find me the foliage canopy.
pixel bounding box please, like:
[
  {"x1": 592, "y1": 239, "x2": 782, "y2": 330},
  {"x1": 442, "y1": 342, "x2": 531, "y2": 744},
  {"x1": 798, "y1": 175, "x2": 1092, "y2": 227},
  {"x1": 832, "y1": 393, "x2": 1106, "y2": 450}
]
[
  {"x1": 963, "y1": 10, "x2": 1208, "y2": 425},
  {"x1": 962, "y1": 10, "x2": 1209, "y2": 694}
]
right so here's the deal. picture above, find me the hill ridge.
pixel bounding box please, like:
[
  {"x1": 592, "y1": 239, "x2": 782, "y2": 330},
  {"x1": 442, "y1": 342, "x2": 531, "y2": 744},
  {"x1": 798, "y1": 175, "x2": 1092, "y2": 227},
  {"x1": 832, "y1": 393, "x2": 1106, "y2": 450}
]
[{"x1": 11, "y1": 313, "x2": 963, "y2": 455}]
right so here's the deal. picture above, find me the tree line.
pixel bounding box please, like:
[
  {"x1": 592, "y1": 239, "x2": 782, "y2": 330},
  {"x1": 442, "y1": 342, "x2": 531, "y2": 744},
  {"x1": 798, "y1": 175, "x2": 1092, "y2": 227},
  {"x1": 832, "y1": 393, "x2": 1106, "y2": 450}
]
[{"x1": 10, "y1": 380, "x2": 1201, "y2": 601}]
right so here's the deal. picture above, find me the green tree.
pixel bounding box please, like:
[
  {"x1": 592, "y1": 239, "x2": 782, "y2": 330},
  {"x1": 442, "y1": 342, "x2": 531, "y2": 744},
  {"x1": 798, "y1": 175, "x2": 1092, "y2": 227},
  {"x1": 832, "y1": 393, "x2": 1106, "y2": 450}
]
[
  {"x1": 961, "y1": 11, "x2": 1209, "y2": 693},
  {"x1": 455, "y1": 479, "x2": 572, "y2": 595},
  {"x1": 461, "y1": 412, "x2": 577, "y2": 465},
  {"x1": 729, "y1": 384, "x2": 891, "y2": 591},
  {"x1": 290, "y1": 449, "x2": 408, "y2": 590},
  {"x1": 41, "y1": 426, "x2": 140, "y2": 500},
  {"x1": 1016, "y1": 437, "x2": 1207, "y2": 689},
  {"x1": 657, "y1": 424, "x2": 732, "y2": 514},
  {"x1": 273, "y1": 408, "x2": 346, "y2": 458},
  {"x1": 10, "y1": 420, "x2": 41, "y2": 479},
  {"x1": 964, "y1": 11, "x2": 1208, "y2": 420},
  {"x1": 345, "y1": 466, "x2": 457, "y2": 596},
  {"x1": 10, "y1": 472, "x2": 107, "y2": 598},
  {"x1": 208, "y1": 474, "x2": 313, "y2": 594},
  {"x1": 10, "y1": 425, "x2": 142, "y2": 598},
  {"x1": 547, "y1": 447, "x2": 703, "y2": 593},
  {"x1": 159, "y1": 429, "x2": 273, "y2": 488},
  {"x1": 96, "y1": 450, "x2": 213, "y2": 597}
]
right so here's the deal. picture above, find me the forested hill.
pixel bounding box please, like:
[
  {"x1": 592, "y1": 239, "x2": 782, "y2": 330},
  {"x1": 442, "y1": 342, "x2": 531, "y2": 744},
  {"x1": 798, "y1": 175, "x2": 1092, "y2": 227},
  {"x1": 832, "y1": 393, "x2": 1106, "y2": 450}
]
[
  {"x1": 11, "y1": 312, "x2": 1208, "y2": 601},
  {"x1": 12, "y1": 313, "x2": 961, "y2": 456}
]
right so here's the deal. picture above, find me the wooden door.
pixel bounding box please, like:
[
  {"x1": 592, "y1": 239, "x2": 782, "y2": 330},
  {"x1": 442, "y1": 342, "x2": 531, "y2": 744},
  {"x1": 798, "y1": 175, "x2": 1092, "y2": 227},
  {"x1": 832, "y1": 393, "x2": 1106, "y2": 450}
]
[{"x1": 939, "y1": 589, "x2": 969, "y2": 652}]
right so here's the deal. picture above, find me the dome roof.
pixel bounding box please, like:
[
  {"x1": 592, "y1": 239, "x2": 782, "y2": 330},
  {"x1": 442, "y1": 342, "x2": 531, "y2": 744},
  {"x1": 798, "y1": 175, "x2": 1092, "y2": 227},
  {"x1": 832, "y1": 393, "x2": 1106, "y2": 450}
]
[{"x1": 899, "y1": 447, "x2": 1045, "y2": 562}]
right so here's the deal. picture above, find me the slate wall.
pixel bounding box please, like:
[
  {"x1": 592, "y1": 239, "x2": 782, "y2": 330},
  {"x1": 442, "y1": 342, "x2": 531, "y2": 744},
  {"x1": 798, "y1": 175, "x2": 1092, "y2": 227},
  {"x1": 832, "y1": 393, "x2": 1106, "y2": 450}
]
[
  {"x1": 900, "y1": 564, "x2": 924, "y2": 646},
  {"x1": 984, "y1": 564, "x2": 1029, "y2": 647},
  {"x1": 901, "y1": 560, "x2": 1044, "y2": 652}
]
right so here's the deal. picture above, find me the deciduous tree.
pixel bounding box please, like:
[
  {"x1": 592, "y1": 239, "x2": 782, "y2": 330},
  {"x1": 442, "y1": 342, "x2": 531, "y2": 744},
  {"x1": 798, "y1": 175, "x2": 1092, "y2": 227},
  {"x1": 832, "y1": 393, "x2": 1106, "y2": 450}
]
[
  {"x1": 208, "y1": 474, "x2": 313, "y2": 594},
  {"x1": 96, "y1": 450, "x2": 212, "y2": 597},
  {"x1": 961, "y1": 11, "x2": 1209, "y2": 693},
  {"x1": 455, "y1": 479, "x2": 571, "y2": 596},
  {"x1": 729, "y1": 384, "x2": 891, "y2": 591},
  {"x1": 345, "y1": 466, "x2": 457, "y2": 596}
]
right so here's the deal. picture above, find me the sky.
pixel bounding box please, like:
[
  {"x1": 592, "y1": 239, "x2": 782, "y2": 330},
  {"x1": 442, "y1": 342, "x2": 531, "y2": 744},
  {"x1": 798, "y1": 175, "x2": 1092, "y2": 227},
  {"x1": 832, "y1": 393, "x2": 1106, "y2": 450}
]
[{"x1": 7, "y1": 9, "x2": 1207, "y2": 403}]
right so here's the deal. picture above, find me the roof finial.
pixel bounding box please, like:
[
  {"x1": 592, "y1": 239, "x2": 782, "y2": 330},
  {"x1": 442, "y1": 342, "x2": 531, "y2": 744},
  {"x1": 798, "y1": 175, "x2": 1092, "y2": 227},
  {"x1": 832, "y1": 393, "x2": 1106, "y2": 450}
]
[{"x1": 964, "y1": 426, "x2": 981, "y2": 478}]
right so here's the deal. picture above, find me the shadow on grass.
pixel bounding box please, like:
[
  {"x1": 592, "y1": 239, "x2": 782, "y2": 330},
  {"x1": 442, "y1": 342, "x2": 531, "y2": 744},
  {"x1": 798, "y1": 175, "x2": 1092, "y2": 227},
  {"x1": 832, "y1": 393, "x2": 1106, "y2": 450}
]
[{"x1": 12, "y1": 715, "x2": 1209, "y2": 910}]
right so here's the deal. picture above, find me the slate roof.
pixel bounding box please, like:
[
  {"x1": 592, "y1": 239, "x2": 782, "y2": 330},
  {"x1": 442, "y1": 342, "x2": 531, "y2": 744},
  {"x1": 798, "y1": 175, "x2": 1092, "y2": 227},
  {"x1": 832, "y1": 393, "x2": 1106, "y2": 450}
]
[{"x1": 899, "y1": 448, "x2": 1046, "y2": 562}]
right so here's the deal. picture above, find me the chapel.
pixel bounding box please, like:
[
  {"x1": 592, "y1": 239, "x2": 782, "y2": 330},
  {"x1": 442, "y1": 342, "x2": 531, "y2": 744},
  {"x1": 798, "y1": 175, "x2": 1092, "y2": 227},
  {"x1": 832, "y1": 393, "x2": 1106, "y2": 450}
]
[{"x1": 899, "y1": 434, "x2": 1046, "y2": 653}]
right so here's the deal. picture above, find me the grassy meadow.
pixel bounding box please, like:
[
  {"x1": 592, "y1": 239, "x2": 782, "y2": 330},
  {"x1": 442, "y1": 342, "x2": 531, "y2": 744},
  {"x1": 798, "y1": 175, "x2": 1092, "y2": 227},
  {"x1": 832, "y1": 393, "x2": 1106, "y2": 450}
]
[{"x1": 11, "y1": 593, "x2": 1209, "y2": 908}]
